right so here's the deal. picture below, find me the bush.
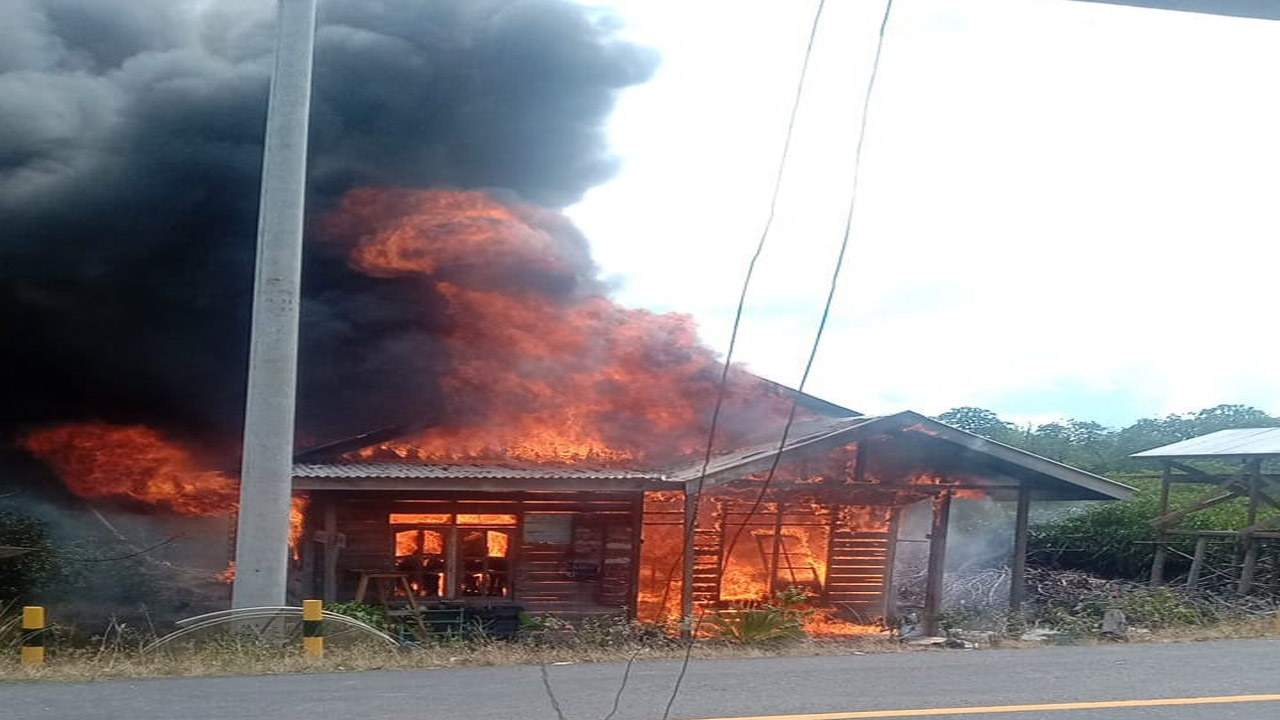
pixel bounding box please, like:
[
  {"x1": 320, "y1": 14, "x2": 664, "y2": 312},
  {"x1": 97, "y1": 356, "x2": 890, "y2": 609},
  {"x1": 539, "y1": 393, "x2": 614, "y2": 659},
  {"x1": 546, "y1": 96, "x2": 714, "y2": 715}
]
[
  {"x1": 326, "y1": 602, "x2": 391, "y2": 631},
  {"x1": 1117, "y1": 587, "x2": 1207, "y2": 629},
  {"x1": 1030, "y1": 475, "x2": 1251, "y2": 580},
  {"x1": 705, "y1": 586, "x2": 812, "y2": 645}
]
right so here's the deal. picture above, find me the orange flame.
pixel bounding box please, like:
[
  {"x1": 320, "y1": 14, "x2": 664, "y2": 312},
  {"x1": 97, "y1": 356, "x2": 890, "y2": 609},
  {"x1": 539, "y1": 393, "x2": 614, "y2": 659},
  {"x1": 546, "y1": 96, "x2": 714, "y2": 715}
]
[
  {"x1": 23, "y1": 422, "x2": 309, "y2": 555},
  {"x1": 487, "y1": 530, "x2": 510, "y2": 558},
  {"x1": 326, "y1": 188, "x2": 795, "y2": 468},
  {"x1": 22, "y1": 423, "x2": 238, "y2": 515}
]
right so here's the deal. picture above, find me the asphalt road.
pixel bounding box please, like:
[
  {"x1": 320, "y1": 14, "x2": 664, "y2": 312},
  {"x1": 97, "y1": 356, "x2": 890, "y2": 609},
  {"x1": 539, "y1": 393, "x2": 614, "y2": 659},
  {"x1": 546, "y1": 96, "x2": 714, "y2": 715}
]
[{"x1": 6, "y1": 638, "x2": 1280, "y2": 720}]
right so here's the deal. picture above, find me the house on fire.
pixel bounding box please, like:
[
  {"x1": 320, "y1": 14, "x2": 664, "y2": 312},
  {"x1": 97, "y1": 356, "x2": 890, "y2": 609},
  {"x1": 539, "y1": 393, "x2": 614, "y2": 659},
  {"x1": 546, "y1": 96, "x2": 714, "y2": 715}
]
[{"x1": 289, "y1": 397, "x2": 1132, "y2": 634}]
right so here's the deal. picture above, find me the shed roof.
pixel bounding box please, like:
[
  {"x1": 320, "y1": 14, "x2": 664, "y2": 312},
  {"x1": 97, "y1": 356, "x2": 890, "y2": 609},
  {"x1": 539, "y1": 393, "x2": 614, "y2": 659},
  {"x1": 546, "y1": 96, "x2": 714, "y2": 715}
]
[
  {"x1": 1130, "y1": 428, "x2": 1280, "y2": 459},
  {"x1": 667, "y1": 412, "x2": 1134, "y2": 501},
  {"x1": 1070, "y1": 1, "x2": 1280, "y2": 20}
]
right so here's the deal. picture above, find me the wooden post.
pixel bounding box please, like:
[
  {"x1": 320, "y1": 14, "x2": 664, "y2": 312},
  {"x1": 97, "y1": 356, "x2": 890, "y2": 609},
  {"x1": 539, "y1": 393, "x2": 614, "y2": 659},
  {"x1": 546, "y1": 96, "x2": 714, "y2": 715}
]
[
  {"x1": 627, "y1": 494, "x2": 644, "y2": 618},
  {"x1": 767, "y1": 500, "x2": 785, "y2": 597},
  {"x1": 881, "y1": 507, "x2": 902, "y2": 620},
  {"x1": 322, "y1": 497, "x2": 338, "y2": 602},
  {"x1": 922, "y1": 492, "x2": 953, "y2": 636},
  {"x1": 1009, "y1": 485, "x2": 1032, "y2": 614},
  {"x1": 1150, "y1": 465, "x2": 1172, "y2": 586},
  {"x1": 1239, "y1": 460, "x2": 1263, "y2": 594},
  {"x1": 681, "y1": 485, "x2": 696, "y2": 640},
  {"x1": 1186, "y1": 535, "x2": 1209, "y2": 588}
]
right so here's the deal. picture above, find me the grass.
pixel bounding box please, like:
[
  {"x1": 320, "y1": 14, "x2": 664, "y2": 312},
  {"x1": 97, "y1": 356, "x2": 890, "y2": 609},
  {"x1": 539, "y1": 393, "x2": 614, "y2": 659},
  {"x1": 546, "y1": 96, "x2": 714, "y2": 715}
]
[
  {"x1": 5, "y1": 617, "x2": 1280, "y2": 684},
  {"x1": 0, "y1": 635, "x2": 901, "y2": 683}
]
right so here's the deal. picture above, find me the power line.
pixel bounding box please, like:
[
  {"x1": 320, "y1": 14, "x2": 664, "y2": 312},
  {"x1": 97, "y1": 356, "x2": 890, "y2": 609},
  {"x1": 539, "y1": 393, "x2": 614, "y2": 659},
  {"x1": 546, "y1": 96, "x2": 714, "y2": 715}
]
[
  {"x1": 649, "y1": 0, "x2": 834, "y2": 639},
  {"x1": 661, "y1": 1, "x2": 898, "y2": 718},
  {"x1": 598, "y1": 3, "x2": 835, "y2": 718}
]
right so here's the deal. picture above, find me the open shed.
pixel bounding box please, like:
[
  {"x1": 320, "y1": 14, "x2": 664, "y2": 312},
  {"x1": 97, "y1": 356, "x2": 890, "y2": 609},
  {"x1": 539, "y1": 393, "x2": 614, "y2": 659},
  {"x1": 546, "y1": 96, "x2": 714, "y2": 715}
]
[{"x1": 1133, "y1": 428, "x2": 1280, "y2": 592}]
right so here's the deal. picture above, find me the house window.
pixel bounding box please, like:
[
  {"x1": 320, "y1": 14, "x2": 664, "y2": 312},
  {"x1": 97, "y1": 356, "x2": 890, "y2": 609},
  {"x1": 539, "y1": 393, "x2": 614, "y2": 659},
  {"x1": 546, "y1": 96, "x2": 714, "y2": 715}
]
[{"x1": 390, "y1": 513, "x2": 515, "y2": 599}]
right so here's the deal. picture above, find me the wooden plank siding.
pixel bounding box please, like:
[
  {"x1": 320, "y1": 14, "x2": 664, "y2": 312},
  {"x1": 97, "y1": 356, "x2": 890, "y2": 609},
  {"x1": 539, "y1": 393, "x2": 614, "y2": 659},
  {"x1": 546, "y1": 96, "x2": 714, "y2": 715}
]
[{"x1": 306, "y1": 491, "x2": 642, "y2": 619}]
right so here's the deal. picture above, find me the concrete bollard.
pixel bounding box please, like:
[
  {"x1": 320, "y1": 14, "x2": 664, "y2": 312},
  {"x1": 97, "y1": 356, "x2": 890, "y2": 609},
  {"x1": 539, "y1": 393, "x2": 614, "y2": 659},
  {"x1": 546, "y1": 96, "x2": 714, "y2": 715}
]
[
  {"x1": 302, "y1": 599, "x2": 323, "y2": 659},
  {"x1": 21, "y1": 606, "x2": 45, "y2": 666}
]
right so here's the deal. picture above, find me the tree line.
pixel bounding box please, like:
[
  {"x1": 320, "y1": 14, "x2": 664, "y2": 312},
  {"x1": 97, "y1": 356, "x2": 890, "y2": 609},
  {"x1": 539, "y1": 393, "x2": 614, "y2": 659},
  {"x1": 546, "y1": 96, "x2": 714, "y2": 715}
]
[{"x1": 935, "y1": 404, "x2": 1280, "y2": 475}]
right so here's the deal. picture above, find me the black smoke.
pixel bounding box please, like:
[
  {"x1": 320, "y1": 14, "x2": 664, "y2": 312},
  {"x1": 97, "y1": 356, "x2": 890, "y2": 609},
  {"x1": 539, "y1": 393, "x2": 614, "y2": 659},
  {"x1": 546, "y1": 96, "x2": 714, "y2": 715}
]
[{"x1": 0, "y1": 0, "x2": 657, "y2": 453}]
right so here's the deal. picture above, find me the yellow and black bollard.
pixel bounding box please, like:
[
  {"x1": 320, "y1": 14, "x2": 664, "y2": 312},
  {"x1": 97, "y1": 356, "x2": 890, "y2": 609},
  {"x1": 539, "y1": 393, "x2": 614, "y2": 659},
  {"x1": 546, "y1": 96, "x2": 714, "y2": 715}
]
[
  {"x1": 302, "y1": 599, "x2": 323, "y2": 659},
  {"x1": 21, "y1": 606, "x2": 45, "y2": 666}
]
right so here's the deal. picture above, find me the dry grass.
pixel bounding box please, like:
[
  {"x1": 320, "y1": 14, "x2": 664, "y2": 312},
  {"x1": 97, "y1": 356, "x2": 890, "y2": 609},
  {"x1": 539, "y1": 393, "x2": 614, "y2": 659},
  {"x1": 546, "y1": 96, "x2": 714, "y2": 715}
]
[
  {"x1": 5, "y1": 617, "x2": 1280, "y2": 684},
  {"x1": 0, "y1": 636, "x2": 901, "y2": 684}
]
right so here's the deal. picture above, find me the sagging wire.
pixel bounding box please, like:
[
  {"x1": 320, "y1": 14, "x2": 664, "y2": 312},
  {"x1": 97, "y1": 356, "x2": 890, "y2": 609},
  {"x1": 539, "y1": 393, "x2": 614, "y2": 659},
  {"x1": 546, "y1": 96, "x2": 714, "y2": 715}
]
[
  {"x1": 661, "y1": 2, "x2": 898, "y2": 719},
  {"x1": 68, "y1": 535, "x2": 180, "y2": 563},
  {"x1": 648, "y1": 0, "x2": 834, "y2": 645},
  {"x1": 596, "y1": 3, "x2": 834, "y2": 719}
]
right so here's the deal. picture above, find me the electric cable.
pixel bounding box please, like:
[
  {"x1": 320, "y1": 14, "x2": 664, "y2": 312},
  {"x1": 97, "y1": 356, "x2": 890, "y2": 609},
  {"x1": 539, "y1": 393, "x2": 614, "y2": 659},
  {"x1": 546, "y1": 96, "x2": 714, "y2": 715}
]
[
  {"x1": 660, "y1": 2, "x2": 897, "y2": 718},
  {"x1": 593, "y1": 4, "x2": 836, "y2": 718},
  {"x1": 650, "y1": 0, "x2": 832, "y2": 640}
]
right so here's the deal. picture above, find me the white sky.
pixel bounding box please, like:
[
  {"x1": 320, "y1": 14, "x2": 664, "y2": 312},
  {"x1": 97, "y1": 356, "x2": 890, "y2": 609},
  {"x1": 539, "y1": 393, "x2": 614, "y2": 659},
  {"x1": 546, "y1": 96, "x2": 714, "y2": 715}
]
[{"x1": 566, "y1": 0, "x2": 1280, "y2": 427}]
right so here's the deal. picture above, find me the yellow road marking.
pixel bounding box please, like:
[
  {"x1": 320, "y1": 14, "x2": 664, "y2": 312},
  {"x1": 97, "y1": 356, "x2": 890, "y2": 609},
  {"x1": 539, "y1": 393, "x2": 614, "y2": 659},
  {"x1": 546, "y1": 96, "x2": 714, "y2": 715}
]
[{"x1": 677, "y1": 694, "x2": 1280, "y2": 720}]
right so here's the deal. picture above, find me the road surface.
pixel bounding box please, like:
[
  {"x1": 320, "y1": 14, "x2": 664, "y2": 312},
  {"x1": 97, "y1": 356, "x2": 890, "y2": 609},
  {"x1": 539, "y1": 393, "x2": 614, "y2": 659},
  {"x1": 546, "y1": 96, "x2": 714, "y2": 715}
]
[{"x1": 7, "y1": 638, "x2": 1280, "y2": 720}]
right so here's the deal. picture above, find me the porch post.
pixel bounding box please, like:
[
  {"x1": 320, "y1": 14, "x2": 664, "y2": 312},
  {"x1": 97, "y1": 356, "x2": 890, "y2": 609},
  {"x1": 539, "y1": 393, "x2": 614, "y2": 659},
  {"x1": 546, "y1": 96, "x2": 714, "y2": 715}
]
[
  {"x1": 1009, "y1": 485, "x2": 1032, "y2": 613},
  {"x1": 681, "y1": 485, "x2": 696, "y2": 640},
  {"x1": 1149, "y1": 464, "x2": 1172, "y2": 585},
  {"x1": 922, "y1": 491, "x2": 953, "y2": 636},
  {"x1": 322, "y1": 496, "x2": 338, "y2": 602},
  {"x1": 881, "y1": 507, "x2": 902, "y2": 620}
]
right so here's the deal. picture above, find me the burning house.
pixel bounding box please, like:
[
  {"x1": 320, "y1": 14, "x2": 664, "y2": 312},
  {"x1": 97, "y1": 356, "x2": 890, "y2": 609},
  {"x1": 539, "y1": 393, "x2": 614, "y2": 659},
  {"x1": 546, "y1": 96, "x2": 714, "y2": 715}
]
[{"x1": 290, "y1": 405, "x2": 1132, "y2": 634}]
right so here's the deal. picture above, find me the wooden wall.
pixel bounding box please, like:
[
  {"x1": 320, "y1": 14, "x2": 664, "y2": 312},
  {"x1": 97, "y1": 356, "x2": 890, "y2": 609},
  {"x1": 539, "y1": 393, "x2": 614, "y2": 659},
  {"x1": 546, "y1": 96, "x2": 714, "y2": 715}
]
[{"x1": 303, "y1": 490, "x2": 642, "y2": 619}]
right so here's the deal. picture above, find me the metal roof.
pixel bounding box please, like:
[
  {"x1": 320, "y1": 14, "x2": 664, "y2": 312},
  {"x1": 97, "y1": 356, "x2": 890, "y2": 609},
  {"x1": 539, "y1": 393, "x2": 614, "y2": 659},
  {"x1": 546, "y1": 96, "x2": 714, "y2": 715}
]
[
  {"x1": 1131, "y1": 428, "x2": 1280, "y2": 459},
  {"x1": 294, "y1": 463, "x2": 664, "y2": 480},
  {"x1": 291, "y1": 413, "x2": 1133, "y2": 501},
  {"x1": 667, "y1": 412, "x2": 1134, "y2": 501},
  {"x1": 1070, "y1": 0, "x2": 1280, "y2": 20},
  {"x1": 666, "y1": 416, "x2": 881, "y2": 484}
]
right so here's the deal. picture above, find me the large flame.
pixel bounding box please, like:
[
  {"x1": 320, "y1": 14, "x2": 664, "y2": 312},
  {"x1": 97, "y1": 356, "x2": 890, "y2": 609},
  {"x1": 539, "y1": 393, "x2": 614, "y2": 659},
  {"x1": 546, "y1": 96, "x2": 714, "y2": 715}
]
[
  {"x1": 23, "y1": 422, "x2": 307, "y2": 555},
  {"x1": 22, "y1": 423, "x2": 238, "y2": 515},
  {"x1": 328, "y1": 188, "x2": 793, "y2": 467}
]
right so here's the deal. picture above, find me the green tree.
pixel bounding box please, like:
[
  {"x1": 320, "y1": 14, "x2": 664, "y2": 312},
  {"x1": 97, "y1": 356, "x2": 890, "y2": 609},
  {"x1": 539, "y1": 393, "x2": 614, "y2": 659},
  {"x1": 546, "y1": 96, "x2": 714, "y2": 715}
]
[{"x1": 935, "y1": 407, "x2": 1017, "y2": 443}]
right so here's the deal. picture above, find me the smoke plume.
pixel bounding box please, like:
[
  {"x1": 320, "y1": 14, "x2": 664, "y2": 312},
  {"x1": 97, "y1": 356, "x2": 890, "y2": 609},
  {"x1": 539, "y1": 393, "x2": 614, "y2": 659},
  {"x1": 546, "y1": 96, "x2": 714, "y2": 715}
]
[{"x1": 0, "y1": 0, "x2": 657, "y2": 454}]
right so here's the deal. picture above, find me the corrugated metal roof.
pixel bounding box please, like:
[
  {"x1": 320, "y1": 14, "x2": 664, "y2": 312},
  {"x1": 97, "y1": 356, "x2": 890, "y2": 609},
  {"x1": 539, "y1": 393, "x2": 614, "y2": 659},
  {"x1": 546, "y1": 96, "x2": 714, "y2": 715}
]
[
  {"x1": 1069, "y1": 0, "x2": 1280, "y2": 21},
  {"x1": 1131, "y1": 428, "x2": 1280, "y2": 458},
  {"x1": 666, "y1": 412, "x2": 1134, "y2": 501},
  {"x1": 293, "y1": 462, "x2": 666, "y2": 481},
  {"x1": 666, "y1": 416, "x2": 879, "y2": 484}
]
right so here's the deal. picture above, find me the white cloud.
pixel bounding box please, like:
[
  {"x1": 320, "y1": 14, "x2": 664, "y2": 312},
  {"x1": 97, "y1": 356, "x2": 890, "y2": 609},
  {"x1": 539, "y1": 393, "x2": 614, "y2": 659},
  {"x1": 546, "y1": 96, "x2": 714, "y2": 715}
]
[{"x1": 569, "y1": 0, "x2": 1280, "y2": 423}]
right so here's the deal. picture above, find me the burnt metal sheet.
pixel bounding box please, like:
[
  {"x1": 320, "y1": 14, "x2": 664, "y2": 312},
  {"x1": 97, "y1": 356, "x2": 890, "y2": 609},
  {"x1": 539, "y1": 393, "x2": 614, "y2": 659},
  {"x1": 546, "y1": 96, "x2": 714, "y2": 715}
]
[
  {"x1": 1071, "y1": 0, "x2": 1280, "y2": 19},
  {"x1": 1131, "y1": 428, "x2": 1280, "y2": 458}
]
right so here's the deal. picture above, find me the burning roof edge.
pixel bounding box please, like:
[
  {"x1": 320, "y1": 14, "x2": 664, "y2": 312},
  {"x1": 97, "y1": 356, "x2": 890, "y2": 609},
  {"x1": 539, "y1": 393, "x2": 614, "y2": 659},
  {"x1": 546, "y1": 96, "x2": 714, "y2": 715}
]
[
  {"x1": 1130, "y1": 427, "x2": 1280, "y2": 459},
  {"x1": 292, "y1": 463, "x2": 670, "y2": 492},
  {"x1": 668, "y1": 412, "x2": 1135, "y2": 502}
]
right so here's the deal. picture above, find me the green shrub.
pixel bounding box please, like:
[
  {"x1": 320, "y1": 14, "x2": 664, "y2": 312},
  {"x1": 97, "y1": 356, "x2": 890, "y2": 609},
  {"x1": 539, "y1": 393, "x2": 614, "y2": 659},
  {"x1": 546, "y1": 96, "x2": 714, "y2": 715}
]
[
  {"x1": 1117, "y1": 588, "x2": 1206, "y2": 628},
  {"x1": 326, "y1": 602, "x2": 391, "y2": 631},
  {"x1": 705, "y1": 586, "x2": 812, "y2": 645},
  {"x1": 1030, "y1": 475, "x2": 1251, "y2": 580}
]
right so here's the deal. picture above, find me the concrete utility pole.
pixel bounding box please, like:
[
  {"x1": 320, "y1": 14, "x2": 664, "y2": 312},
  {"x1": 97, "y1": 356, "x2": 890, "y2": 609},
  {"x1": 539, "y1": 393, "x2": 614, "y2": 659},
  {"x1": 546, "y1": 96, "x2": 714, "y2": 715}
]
[{"x1": 232, "y1": 0, "x2": 318, "y2": 609}]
